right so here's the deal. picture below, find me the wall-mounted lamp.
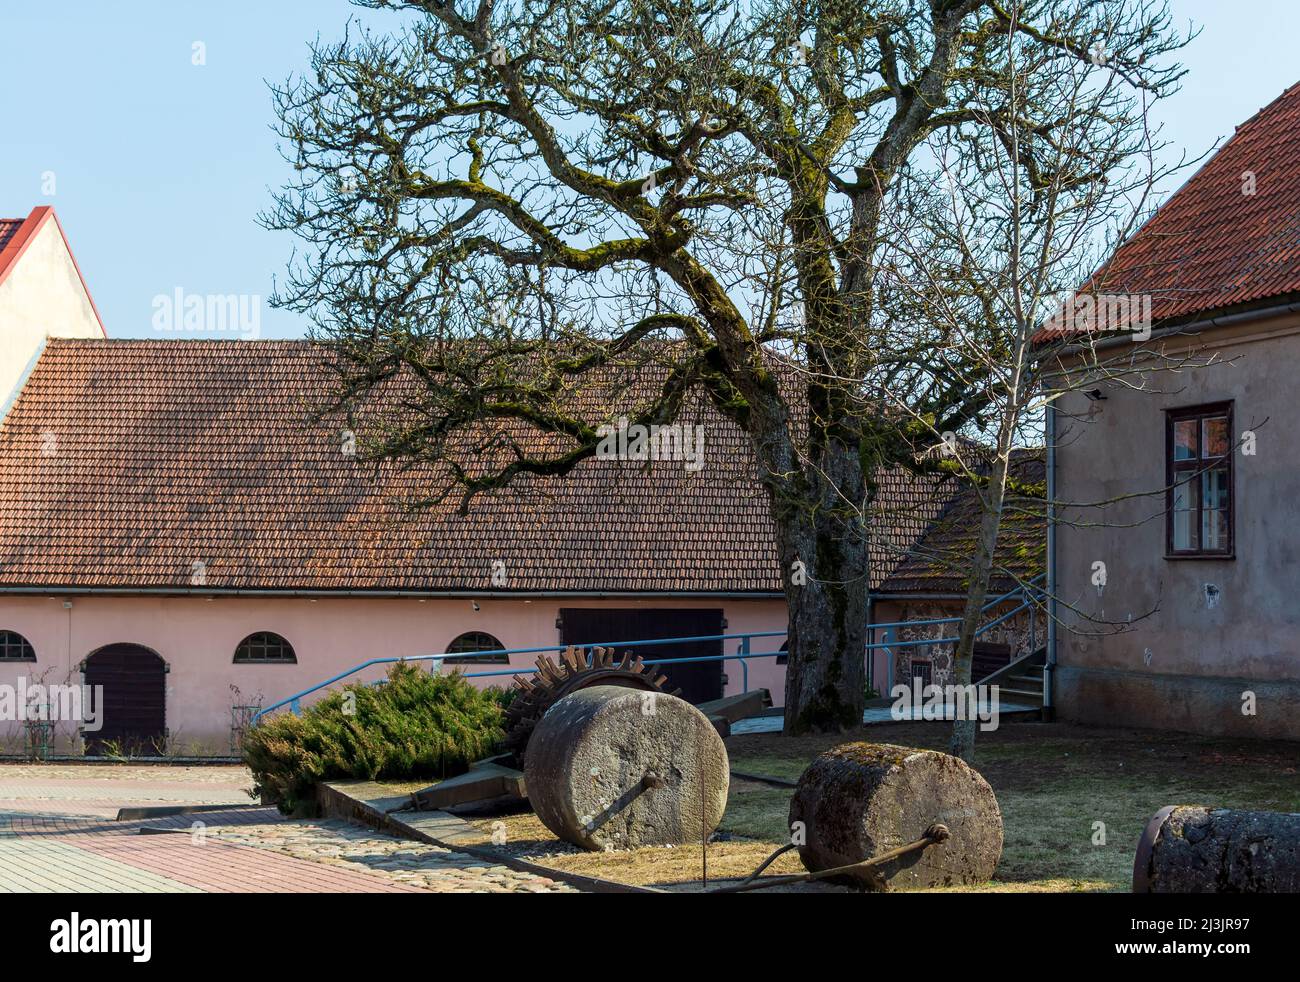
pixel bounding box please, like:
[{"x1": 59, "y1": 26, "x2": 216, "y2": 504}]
[{"x1": 1084, "y1": 389, "x2": 1108, "y2": 402}]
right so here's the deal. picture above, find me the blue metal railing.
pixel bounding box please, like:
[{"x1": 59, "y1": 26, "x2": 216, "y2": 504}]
[
  {"x1": 250, "y1": 631, "x2": 787, "y2": 723},
  {"x1": 867, "y1": 576, "x2": 1046, "y2": 693},
  {"x1": 251, "y1": 577, "x2": 1043, "y2": 724}
]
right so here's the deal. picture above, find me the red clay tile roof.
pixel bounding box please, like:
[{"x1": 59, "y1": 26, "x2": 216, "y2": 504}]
[
  {"x1": 0, "y1": 339, "x2": 956, "y2": 594},
  {"x1": 0, "y1": 219, "x2": 23, "y2": 253},
  {"x1": 1044, "y1": 81, "x2": 1300, "y2": 337},
  {"x1": 876, "y1": 452, "x2": 1045, "y2": 595}
]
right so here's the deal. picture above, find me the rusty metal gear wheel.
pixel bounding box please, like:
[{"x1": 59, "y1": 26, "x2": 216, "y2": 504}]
[{"x1": 502, "y1": 645, "x2": 679, "y2": 766}]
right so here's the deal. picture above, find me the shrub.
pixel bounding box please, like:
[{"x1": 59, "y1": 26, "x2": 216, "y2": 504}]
[
  {"x1": 243, "y1": 663, "x2": 505, "y2": 814},
  {"x1": 485, "y1": 685, "x2": 518, "y2": 710}
]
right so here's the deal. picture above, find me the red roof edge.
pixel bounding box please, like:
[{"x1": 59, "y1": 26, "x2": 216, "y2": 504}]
[{"x1": 0, "y1": 206, "x2": 107, "y2": 337}]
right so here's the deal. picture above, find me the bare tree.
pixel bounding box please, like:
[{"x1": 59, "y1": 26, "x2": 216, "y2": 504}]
[
  {"x1": 842, "y1": 1, "x2": 1205, "y2": 758},
  {"x1": 266, "y1": 0, "x2": 1188, "y2": 733}
]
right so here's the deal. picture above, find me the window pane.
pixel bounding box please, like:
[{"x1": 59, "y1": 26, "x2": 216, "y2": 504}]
[
  {"x1": 1202, "y1": 508, "x2": 1229, "y2": 552},
  {"x1": 1173, "y1": 419, "x2": 1198, "y2": 460},
  {"x1": 0, "y1": 630, "x2": 36, "y2": 661},
  {"x1": 1201, "y1": 466, "x2": 1230, "y2": 551},
  {"x1": 234, "y1": 631, "x2": 295, "y2": 663},
  {"x1": 1201, "y1": 467, "x2": 1230, "y2": 511},
  {"x1": 445, "y1": 631, "x2": 507, "y2": 664},
  {"x1": 1172, "y1": 477, "x2": 1198, "y2": 550},
  {"x1": 1202, "y1": 416, "x2": 1229, "y2": 458}
]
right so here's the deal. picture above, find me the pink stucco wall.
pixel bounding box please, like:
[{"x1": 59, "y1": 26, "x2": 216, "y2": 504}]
[{"x1": 0, "y1": 594, "x2": 789, "y2": 755}]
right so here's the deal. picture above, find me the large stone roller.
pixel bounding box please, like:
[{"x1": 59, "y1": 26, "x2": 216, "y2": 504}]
[
  {"x1": 1133, "y1": 805, "x2": 1300, "y2": 892},
  {"x1": 524, "y1": 685, "x2": 729, "y2": 851},
  {"x1": 789, "y1": 742, "x2": 1003, "y2": 890}
]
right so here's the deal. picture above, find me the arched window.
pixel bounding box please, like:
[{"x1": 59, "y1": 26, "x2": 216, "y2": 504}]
[
  {"x1": 233, "y1": 631, "x2": 296, "y2": 664},
  {"x1": 0, "y1": 630, "x2": 35, "y2": 661},
  {"x1": 444, "y1": 631, "x2": 507, "y2": 665}
]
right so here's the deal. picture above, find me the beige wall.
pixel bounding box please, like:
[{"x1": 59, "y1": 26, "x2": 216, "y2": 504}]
[
  {"x1": 1054, "y1": 310, "x2": 1300, "y2": 738},
  {"x1": 0, "y1": 593, "x2": 789, "y2": 756},
  {"x1": 0, "y1": 215, "x2": 103, "y2": 410}
]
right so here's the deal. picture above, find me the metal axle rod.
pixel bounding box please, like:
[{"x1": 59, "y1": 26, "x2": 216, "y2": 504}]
[{"x1": 706, "y1": 823, "x2": 952, "y2": 894}]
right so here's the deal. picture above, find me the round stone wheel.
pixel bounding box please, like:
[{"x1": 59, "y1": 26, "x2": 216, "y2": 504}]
[
  {"x1": 789, "y1": 742, "x2": 1002, "y2": 890},
  {"x1": 524, "y1": 685, "x2": 729, "y2": 851},
  {"x1": 1134, "y1": 805, "x2": 1300, "y2": 893}
]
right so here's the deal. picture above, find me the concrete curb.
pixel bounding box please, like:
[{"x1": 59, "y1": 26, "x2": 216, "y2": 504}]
[
  {"x1": 115, "y1": 802, "x2": 263, "y2": 821},
  {"x1": 0, "y1": 755, "x2": 242, "y2": 764}
]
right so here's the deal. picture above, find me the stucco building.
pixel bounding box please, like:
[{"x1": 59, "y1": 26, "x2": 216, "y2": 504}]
[
  {"x1": 1049, "y1": 81, "x2": 1300, "y2": 739},
  {"x1": 0, "y1": 330, "x2": 1011, "y2": 755}
]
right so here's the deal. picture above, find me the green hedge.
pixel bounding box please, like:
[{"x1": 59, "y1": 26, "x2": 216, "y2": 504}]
[{"x1": 243, "y1": 663, "x2": 506, "y2": 814}]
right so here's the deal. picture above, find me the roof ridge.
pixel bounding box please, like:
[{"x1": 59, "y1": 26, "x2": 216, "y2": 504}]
[
  {"x1": 44, "y1": 336, "x2": 317, "y2": 346},
  {"x1": 1231, "y1": 77, "x2": 1300, "y2": 134}
]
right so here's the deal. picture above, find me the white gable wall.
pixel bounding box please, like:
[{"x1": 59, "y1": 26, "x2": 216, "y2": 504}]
[{"x1": 0, "y1": 216, "x2": 103, "y2": 410}]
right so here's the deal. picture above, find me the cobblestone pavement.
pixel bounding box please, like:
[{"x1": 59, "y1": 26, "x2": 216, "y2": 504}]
[
  {"x1": 0, "y1": 764, "x2": 575, "y2": 893},
  {"x1": 204, "y1": 816, "x2": 576, "y2": 893}
]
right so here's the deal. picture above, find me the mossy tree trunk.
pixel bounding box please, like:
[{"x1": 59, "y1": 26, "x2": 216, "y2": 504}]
[{"x1": 778, "y1": 474, "x2": 871, "y2": 734}]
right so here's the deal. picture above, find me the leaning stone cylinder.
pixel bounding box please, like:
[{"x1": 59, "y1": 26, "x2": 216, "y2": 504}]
[
  {"x1": 788, "y1": 742, "x2": 1003, "y2": 889},
  {"x1": 1134, "y1": 805, "x2": 1300, "y2": 893},
  {"x1": 524, "y1": 685, "x2": 729, "y2": 851}
]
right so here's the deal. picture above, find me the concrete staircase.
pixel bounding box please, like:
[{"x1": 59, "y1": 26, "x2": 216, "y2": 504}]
[{"x1": 978, "y1": 646, "x2": 1047, "y2": 708}]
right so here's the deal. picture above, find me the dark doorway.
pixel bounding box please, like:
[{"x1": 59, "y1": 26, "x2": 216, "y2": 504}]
[
  {"x1": 558, "y1": 608, "x2": 724, "y2": 704},
  {"x1": 909, "y1": 658, "x2": 933, "y2": 688},
  {"x1": 82, "y1": 643, "x2": 166, "y2": 755},
  {"x1": 972, "y1": 642, "x2": 1013, "y2": 682}
]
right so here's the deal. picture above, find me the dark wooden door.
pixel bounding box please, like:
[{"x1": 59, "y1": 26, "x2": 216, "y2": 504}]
[
  {"x1": 82, "y1": 644, "x2": 166, "y2": 754},
  {"x1": 559, "y1": 608, "x2": 724, "y2": 704}
]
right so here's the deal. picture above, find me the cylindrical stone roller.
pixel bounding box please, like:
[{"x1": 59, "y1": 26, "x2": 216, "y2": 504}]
[
  {"x1": 524, "y1": 685, "x2": 730, "y2": 851},
  {"x1": 788, "y1": 741, "x2": 1003, "y2": 889},
  {"x1": 1133, "y1": 805, "x2": 1300, "y2": 893}
]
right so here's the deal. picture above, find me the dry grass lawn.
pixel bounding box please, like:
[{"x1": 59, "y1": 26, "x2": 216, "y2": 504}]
[
  {"x1": 458, "y1": 718, "x2": 1298, "y2": 891},
  {"x1": 727, "y1": 719, "x2": 1300, "y2": 891}
]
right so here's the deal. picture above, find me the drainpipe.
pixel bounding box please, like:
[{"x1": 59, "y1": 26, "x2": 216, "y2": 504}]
[{"x1": 1043, "y1": 397, "x2": 1058, "y2": 721}]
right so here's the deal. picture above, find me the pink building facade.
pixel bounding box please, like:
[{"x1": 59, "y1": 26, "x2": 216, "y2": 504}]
[
  {"x1": 0, "y1": 593, "x2": 790, "y2": 756},
  {"x1": 0, "y1": 336, "x2": 815, "y2": 755}
]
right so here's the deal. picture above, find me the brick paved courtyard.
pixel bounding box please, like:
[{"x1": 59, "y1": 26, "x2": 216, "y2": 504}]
[{"x1": 0, "y1": 764, "x2": 574, "y2": 894}]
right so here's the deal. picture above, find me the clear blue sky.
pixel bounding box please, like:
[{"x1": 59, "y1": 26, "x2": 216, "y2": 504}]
[{"x1": 1, "y1": 1, "x2": 1296, "y2": 339}]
